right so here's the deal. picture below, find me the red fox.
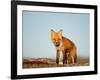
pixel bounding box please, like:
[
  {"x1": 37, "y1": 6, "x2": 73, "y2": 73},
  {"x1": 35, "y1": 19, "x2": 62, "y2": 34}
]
[{"x1": 50, "y1": 29, "x2": 77, "y2": 64}]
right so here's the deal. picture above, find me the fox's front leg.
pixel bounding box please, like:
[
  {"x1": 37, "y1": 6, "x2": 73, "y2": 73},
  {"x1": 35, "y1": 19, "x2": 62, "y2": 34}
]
[
  {"x1": 56, "y1": 49, "x2": 60, "y2": 64},
  {"x1": 62, "y1": 50, "x2": 67, "y2": 64}
]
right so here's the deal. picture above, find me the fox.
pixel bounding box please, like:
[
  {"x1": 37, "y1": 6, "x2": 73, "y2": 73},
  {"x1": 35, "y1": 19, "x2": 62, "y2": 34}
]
[{"x1": 50, "y1": 29, "x2": 77, "y2": 64}]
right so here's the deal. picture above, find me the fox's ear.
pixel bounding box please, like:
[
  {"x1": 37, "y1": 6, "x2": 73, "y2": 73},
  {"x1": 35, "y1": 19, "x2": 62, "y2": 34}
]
[
  {"x1": 58, "y1": 29, "x2": 63, "y2": 34},
  {"x1": 51, "y1": 29, "x2": 54, "y2": 32},
  {"x1": 51, "y1": 29, "x2": 55, "y2": 39},
  {"x1": 59, "y1": 29, "x2": 63, "y2": 33},
  {"x1": 58, "y1": 29, "x2": 62, "y2": 38}
]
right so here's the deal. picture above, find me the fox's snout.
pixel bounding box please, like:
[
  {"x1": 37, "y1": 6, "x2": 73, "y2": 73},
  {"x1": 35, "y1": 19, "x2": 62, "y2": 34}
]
[
  {"x1": 55, "y1": 42, "x2": 60, "y2": 47},
  {"x1": 53, "y1": 41, "x2": 61, "y2": 47}
]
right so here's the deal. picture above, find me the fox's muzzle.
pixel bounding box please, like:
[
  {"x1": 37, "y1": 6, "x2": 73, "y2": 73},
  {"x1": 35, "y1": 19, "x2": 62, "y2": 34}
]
[{"x1": 55, "y1": 42, "x2": 60, "y2": 47}]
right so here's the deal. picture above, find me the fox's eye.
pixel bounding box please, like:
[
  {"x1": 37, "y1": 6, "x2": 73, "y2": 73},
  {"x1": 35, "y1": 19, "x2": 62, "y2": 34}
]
[{"x1": 52, "y1": 39, "x2": 56, "y2": 41}]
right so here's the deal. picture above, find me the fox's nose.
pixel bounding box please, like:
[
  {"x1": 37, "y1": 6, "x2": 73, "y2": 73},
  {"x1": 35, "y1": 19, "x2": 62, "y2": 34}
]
[{"x1": 55, "y1": 42, "x2": 60, "y2": 47}]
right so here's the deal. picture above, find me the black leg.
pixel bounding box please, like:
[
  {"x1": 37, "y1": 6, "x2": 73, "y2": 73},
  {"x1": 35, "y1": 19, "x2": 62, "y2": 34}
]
[{"x1": 56, "y1": 49, "x2": 60, "y2": 64}]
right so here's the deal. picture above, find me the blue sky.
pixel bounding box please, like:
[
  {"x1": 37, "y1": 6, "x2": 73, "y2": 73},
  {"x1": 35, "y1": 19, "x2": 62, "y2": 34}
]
[{"x1": 22, "y1": 11, "x2": 90, "y2": 59}]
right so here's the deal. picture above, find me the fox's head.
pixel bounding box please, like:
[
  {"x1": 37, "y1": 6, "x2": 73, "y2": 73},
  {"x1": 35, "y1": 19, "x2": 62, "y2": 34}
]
[{"x1": 51, "y1": 29, "x2": 62, "y2": 47}]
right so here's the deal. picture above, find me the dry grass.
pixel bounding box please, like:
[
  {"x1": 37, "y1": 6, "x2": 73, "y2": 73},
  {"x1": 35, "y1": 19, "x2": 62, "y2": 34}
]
[{"x1": 23, "y1": 57, "x2": 89, "y2": 68}]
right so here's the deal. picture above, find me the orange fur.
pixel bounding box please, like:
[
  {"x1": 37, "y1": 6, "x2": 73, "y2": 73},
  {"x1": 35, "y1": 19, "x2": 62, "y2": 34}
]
[{"x1": 51, "y1": 29, "x2": 77, "y2": 64}]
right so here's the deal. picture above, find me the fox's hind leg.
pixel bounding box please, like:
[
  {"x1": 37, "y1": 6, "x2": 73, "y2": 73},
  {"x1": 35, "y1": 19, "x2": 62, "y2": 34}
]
[
  {"x1": 70, "y1": 47, "x2": 77, "y2": 64},
  {"x1": 74, "y1": 53, "x2": 77, "y2": 63},
  {"x1": 67, "y1": 52, "x2": 72, "y2": 64}
]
